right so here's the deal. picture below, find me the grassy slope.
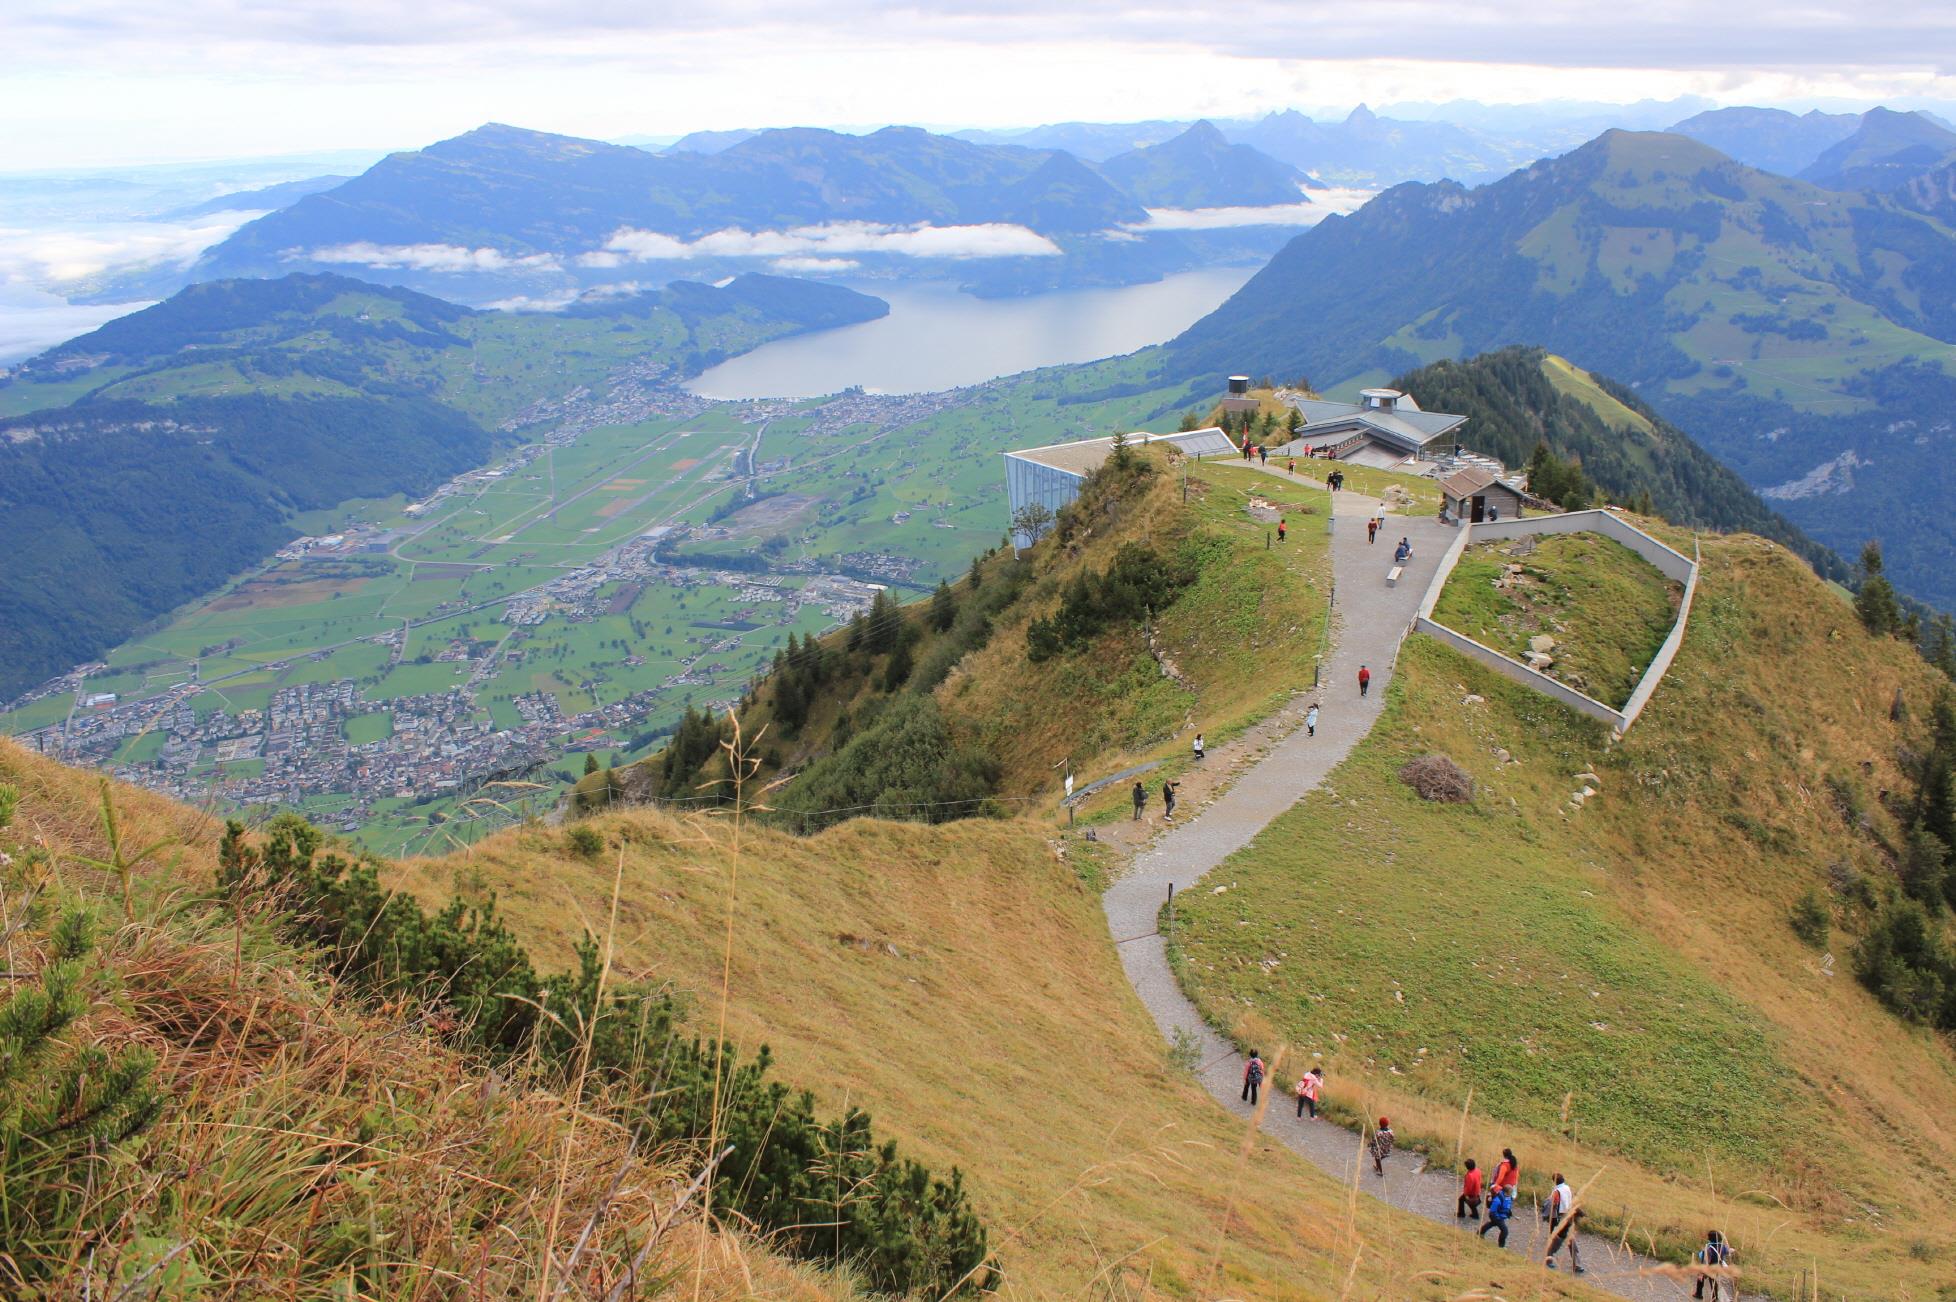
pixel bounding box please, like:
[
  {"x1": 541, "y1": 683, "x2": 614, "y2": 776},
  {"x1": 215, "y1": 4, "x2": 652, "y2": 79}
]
[
  {"x1": 1430, "y1": 530, "x2": 1682, "y2": 709},
  {"x1": 598, "y1": 451, "x2": 1337, "y2": 810},
  {"x1": 946, "y1": 457, "x2": 1334, "y2": 796},
  {"x1": 395, "y1": 807, "x2": 1601, "y2": 1301},
  {"x1": 1173, "y1": 533, "x2": 1956, "y2": 1297},
  {"x1": 0, "y1": 738, "x2": 844, "y2": 1300}
]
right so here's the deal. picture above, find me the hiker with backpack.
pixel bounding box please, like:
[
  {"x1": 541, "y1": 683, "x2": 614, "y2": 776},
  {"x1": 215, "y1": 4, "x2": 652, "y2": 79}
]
[
  {"x1": 1161, "y1": 778, "x2": 1179, "y2": 821},
  {"x1": 1242, "y1": 1051, "x2": 1265, "y2": 1105},
  {"x1": 1694, "y1": 1229, "x2": 1733, "y2": 1300},
  {"x1": 1370, "y1": 1117, "x2": 1394, "y2": 1175},
  {"x1": 1478, "y1": 1183, "x2": 1515, "y2": 1247},
  {"x1": 1294, "y1": 1065, "x2": 1323, "y2": 1118},
  {"x1": 1456, "y1": 1158, "x2": 1483, "y2": 1221},
  {"x1": 1131, "y1": 780, "x2": 1146, "y2": 820},
  {"x1": 1543, "y1": 1173, "x2": 1584, "y2": 1274}
]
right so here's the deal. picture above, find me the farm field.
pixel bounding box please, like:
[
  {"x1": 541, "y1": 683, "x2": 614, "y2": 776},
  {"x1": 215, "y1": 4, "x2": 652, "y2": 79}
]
[{"x1": 6, "y1": 348, "x2": 1210, "y2": 852}]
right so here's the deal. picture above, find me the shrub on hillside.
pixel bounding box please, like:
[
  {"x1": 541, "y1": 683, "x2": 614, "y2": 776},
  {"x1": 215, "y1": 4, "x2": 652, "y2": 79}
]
[
  {"x1": 1399, "y1": 754, "x2": 1474, "y2": 803},
  {"x1": 0, "y1": 809, "x2": 162, "y2": 1285},
  {"x1": 216, "y1": 816, "x2": 992, "y2": 1291},
  {"x1": 1789, "y1": 888, "x2": 1831, "y2": 948},
  {"x1": 1025, "y1": 541, "x2": 1196, "y2": 663},
  {"x1": 773, "y1": 695, "x2": 999, "y2": 832},
  {"x1": 1854, "y1": 898, "x2": 1956, "y2": 1029}
]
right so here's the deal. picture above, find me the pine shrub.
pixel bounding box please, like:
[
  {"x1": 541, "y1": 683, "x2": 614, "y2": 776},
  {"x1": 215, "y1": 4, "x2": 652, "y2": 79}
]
[{"x1": 217, "y1": 817, "x2": 992, "y2": 1291}]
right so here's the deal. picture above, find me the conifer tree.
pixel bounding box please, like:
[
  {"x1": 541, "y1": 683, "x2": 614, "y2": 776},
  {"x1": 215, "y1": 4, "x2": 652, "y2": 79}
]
[
  {"x1": 1856, "y1": 541, "x2": 1901, "y2": 637},
  {"x1": 930, "y1": 580, "x2": 956, "y2": 633}
]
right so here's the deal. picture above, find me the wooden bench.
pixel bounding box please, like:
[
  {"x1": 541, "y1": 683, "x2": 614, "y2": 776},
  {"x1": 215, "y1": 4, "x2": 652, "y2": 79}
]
[{"x1": 1386, "y1": 565, "x2": 1404, "y2": 587}]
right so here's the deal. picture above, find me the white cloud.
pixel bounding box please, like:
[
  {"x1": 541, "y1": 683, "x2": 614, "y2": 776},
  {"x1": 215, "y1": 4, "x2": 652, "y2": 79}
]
[
  {"x1": 1128, "y1": 186, "x2": 1376, "y2": 232},
  {"x1": 595, "y1": 220, "x2": 1060, "y2": 264},
  {"x1": 0, "y1": 289, "x2": 150, "y2": 364},
  {"x1": 0, "y1": 213, "x2": 260, "y2": 287},
  {"x1": 483, "y1": 289, "x2": 579, "y2": 311},
  {"x1": 303, "y1": 241, "x2": 562, "y2": 272},
  {"x1": 768, "y1": 256, "x2": 860, "y2": 273}
]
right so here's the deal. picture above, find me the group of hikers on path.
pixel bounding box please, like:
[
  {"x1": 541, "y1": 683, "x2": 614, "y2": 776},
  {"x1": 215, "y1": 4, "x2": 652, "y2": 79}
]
[{"x1": 1236, "y1": 1055, "x2": 1739, "y2": 1293}]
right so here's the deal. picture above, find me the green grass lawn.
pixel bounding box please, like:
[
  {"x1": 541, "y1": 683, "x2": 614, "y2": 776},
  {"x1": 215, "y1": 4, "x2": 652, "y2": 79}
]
[
  {"x1": 342, "y1": 711, "x2": 394, "y2": 744},
  {"x1": 1431, "y1": 530, "x2": 1680, "y2": 708},
  {"x1": 1170, "y1": 635, "x2": 1790, "y2": 1174}
]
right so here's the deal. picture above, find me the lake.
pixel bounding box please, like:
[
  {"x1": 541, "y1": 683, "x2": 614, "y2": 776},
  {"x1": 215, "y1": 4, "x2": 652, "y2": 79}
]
[{"x1": 686, "y1": 266, "x2": 1255, "y2": 399}]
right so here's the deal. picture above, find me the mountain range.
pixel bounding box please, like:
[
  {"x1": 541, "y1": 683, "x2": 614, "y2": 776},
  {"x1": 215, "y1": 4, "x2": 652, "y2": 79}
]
[
  {"x1": 154, "y1": 121, "x2": 1323, "y2": 304},
  {"x1": 1162, "y1": 128, "x2": 1956, "y2": 606}
]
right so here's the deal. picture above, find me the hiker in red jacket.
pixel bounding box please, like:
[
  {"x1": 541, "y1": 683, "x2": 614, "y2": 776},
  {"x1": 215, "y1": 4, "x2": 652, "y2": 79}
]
[
  {"x1": 1358, "y1": 664, "x2": 1371, "y2": 698},
  {"x1": 1457, "y1": 1158, "x2": 1484, "y2": 1220}
]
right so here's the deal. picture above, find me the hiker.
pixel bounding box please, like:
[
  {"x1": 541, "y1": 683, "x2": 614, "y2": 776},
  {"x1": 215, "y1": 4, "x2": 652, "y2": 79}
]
[
  {"x1": 1357, "y1": 664, "x2": 1371, "y2": 698},
  {"x1": 1488, "y1": 504, "x2": 1500, "y2": 522},
  {"x1": 1161, "y1": 778, "x2": 1178, "y2": 820},
  {"x1": 1370, "y1": 1117, "x2": 1394, "y2": 1175},
  {"x1": 1479, "y1": 1183, "x2": 1515, "y2": 1247},
  {"x1": 1394, "y1": 537, "x2": 1411, "y2": 563},
  {"x1": 1491, "y1": 1147, "x2": 1519, "y2": 1194},
  {"x1": 1242, "y1": 1051, "x2": 1265, "y2": 1104},
  {"x1": 1367, "y1": 517, "x2": 1378, "y2": 544},
  {"x1": 1543, "y1": 1173, "x2": 1584, "y2": 1274},
  {"x1": 1258, "y1": 445, "x2": 1268, "y2": 465},
  {"x1": 1294, "y1": 1065, "x2": 1323, "y2": 1118},
  {"x1": 1277, "y1": 517, "x2": 1287, "y2": 543},
  {"x1": 1242, "y1": 441, "x2": 1253, "y2": 461},
  {"x1": 1286, "y1": 457, "x2": 1295, "y2": 475},
  {"x1": 1693, "y1": 1229, "x2": 1732, "y2": 1300},
  {"x1": 1456, "y1": 1158, "x2": 1483, "y2": 1220},
  {"x1": 1131, "y1": 780, "x2": 1146, "y2": 820},
  {"x1": 1192, "y1": 733, "x2": 1205, "y2": 762},
  {"x1": 1305, "y1": 702, "x2": 1319, "y2": 737}
]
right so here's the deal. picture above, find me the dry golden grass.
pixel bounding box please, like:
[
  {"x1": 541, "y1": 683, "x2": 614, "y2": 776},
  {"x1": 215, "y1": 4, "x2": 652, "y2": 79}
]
[
  {"x1": 395, "y1": 803, "x2": 1605, "y2": 1301},
  {"x1": 0, "y1": 738, "x2": 864, "y2": 1301}
]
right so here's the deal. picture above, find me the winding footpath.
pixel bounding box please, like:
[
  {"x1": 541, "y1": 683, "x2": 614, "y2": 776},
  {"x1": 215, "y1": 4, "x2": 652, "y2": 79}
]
[{"x1": 1104, "y1": 480, "x2": 1721, "y2": 1300}]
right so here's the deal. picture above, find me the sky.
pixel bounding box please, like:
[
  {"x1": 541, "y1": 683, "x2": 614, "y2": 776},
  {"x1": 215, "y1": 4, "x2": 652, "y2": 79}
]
[{"x1": 6, "y1": 1, "x2": 1956, "y2": 170}]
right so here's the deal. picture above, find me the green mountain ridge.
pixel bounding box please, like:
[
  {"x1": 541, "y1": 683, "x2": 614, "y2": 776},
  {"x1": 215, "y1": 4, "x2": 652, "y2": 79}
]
[
  {"x1": 1391, "y1": 346, "x2": 1848, "y2": 581},
  {"x1": 1161, "y1": 128, "x2": 1956, "y2": 606}
]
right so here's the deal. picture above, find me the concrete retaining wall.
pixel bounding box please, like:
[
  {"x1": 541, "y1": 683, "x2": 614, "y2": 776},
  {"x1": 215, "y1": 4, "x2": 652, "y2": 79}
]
[
  {"x1": 1410, "y1": 616, "x2": 1626, "y2": 726},
  {"x1": 1410, "y1": 508, "x2": 1698, "y2": 735},
  {"x1": 1618, "y1": 535, "x2": 1700, "y2": 730}
]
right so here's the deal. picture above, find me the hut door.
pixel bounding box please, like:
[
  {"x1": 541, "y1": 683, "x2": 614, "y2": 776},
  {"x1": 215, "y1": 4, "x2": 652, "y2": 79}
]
[{"x1": 1471, "y1": 495, "x2": 1487, "y2": 523}]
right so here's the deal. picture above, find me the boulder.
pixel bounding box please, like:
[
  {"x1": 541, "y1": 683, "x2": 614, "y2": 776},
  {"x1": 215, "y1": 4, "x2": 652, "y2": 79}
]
[
  {"x1": 1574, "y1": 771, "x2": 1601, "y2": 786},
  {"x1": 1525, "y1": 652, "x2": 1554, "y2": 670},
  {"x1": 1529, "y1": 634, "x2": 1557, "y2": 653}
]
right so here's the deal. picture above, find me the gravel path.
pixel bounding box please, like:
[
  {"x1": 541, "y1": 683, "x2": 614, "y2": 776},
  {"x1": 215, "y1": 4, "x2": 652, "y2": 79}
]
[{"x1": 1103, "y1": 480, "x2": 1721, "y2": 1300}]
